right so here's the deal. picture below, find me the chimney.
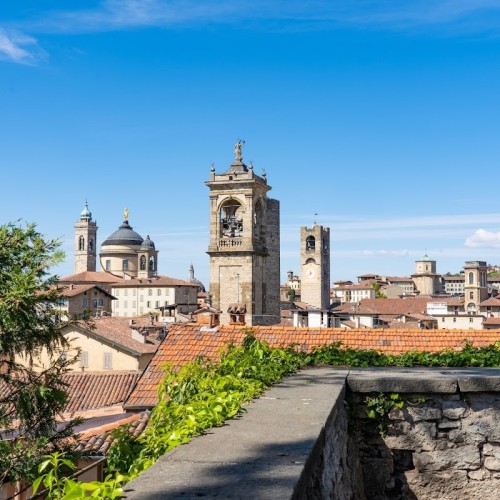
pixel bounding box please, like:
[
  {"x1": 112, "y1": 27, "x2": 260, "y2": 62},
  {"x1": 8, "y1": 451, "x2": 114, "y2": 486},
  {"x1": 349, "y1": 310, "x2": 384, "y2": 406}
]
[{"x1": 131, "y1": 327, "x2": 148, "y2": 344}]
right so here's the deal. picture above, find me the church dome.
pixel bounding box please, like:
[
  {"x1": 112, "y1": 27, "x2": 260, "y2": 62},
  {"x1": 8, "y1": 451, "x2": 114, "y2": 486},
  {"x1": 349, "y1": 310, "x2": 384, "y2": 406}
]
[
  {"x1": 140, "y1": 235, "x2": 155, "y2": 250},
  {"x1": 80, "y1": 201, "x2": 92, "y2": 221},
  {"x1": 102, "y1": 221, "x2": 144, "y2": 247}
]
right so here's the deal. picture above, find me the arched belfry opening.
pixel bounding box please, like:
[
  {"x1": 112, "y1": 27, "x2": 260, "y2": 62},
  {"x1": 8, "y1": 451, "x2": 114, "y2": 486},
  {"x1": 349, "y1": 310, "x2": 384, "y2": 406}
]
[
  {"x1": 306, "y1": 235, "x2": 316, "y2": 251},
  {"x1": 220, "y1": 199, "x2": 243, "y2": 238}
]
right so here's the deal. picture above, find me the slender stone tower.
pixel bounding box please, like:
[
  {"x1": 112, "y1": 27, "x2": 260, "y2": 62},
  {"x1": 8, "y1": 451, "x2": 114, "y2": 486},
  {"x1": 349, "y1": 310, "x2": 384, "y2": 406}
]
[
  {"x1": 300, "y1": 224, "x2": 330, "y2": 310},
  {"x1": 206, "y1": 141, "x2": 280, "y2": 325},
  {"x1": 74, "y1": 201, "x2": 97, "y2": 274},
  {"x1": 464, "y1": 261, "x2": 488, "y2": 314}
]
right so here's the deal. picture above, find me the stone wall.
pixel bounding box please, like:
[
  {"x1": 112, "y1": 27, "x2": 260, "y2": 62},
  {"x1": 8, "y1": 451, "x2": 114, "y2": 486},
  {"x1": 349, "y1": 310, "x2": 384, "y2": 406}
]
[
  {"x1": 123, "y1": 367, "x2": 500, "y2": 499},
  {"x1": 348, "y1": 372, "x2": 500, "y2": 499}
]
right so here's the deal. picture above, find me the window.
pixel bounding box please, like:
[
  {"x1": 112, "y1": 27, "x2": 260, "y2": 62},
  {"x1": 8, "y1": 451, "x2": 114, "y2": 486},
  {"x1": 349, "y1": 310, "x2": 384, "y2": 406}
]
[
  {"x1": 147, "y1": 301, "x2": 151, "y2": 307},
  {"x1": 98, "y1": 299, "x2": 103, "y2": 307},
  {"x1": 468, "y1": 272, "x2": 474, "y2": 285},
  {"x1": 469, "y1": 317, "x2": 474, "y2": 323},
  {"x1": 441, "y1": 317, "x2": 445, "y2": 322},
  {"x1": 453, "y1": 317, "x2": 456, "y2": 323},
  {"x1": 148, "y1": 289, "x2": 153, "y2": 296},
  {"x1": 92, "y1": 299, "x2": 98, "y2": 307},
  {"x1": 89, "y1": 239, "x2": 94, "y2": 251},
  {"x1": 164, "y1": 300, "x2": 169, "y2": 307},
  {"x1": 82, "y1": 298, "x2": 88, "y2": 307},
  {"x1": 103, "y1": 352, "x2": 113, "y2": 370},
  {"x1": 106, "y1": 260, "x2": 111, "y2": 271},
  {"x1": 124, "y1": 289, "x2": 128, "y2": 296},
  {"x1": 132, "y1": 300, "x2": 136, "y2": 308},
  {"x1": 115, "y1": 289, "x2": 119, "y2": 297},
  {"x1": 140, "y1": 255, "x2": 146, "y2": 271},
  {"x1": 122, "y1": 259, "x2": 129, "y2": 271},
  {"x1": 470, "y1": 292, "x2": 474, "y2": 299},
  {"x1": 124, "y1": 300, "x2": 128, "y2": 308},
  {"x1": 140, "y1": 295, "x2": 144, "y2": 302},
  {"x1": 157, "y1": 289, "x2": 162, "y2": 296},
  {"x1": 155, "y1": 301, "x2": 159, "y2": 307},
  {"x1": 80, "y1": 351, "x2": 89, "y2": 368},
  {"x1": 78, "y1": 236, "x2": 85, "y2": 251}
]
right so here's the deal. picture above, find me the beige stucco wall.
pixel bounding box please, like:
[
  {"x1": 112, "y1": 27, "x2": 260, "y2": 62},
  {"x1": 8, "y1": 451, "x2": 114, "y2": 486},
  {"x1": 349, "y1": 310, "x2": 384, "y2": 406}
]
[
  {"x1": 99, "y1": 243, "x2": 141, "y2": 277},
  {"x1": 15, "y1": 328, "x2": 142, "y2": 372},
  {"x1": 437, "y1": 315, "x2": 485, "y2": 330}
]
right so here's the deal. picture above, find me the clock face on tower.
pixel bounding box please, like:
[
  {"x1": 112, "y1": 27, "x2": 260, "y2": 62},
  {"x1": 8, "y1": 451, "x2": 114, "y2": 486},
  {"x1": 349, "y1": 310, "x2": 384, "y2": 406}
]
[{"x1": 306, "y1": 268, "x2": 315, "y2": 279}]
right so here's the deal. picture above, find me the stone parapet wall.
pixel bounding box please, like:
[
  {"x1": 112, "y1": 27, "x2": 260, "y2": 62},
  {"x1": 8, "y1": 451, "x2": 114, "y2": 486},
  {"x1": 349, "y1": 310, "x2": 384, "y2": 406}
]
[
  {"x1": 348, "y1": 368, "x2": 500, "y2": 499},
  {"x1": 123, "y1": 367, "x2": 500, "y2": 499}
]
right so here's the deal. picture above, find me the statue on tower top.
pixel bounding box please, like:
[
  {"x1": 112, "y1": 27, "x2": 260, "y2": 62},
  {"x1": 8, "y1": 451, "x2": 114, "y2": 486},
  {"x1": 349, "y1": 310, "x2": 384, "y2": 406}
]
[
  {"x1": 234, "y1": 139, "x2": 245, "y2": 163},
  {"x1": 123, "y1": 207, "x2": 129, "y2": 221}
]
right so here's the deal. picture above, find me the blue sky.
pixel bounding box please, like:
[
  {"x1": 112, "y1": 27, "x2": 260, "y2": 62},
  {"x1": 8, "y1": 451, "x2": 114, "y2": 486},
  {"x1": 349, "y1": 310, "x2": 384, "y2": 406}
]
[{"x1": 2, "y1": 1, "x2": 500, "y2": 286}]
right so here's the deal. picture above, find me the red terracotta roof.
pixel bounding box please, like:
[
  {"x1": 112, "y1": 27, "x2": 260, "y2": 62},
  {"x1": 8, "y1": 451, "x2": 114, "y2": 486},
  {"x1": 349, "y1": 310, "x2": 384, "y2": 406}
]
[
  {"x1": 483, "y1": 317, "x2": 500, "y2": 325},
  {"x1": 69, "y1": 317, "x2": 163, "y2": 355},
  {"x1": 124, "y1": 324, "x2": 500, "y2": 410},
  {"x1": 333, "y1": 297, "x2": 462, "y2": 316},
  {"x1": 479, "y1": 297, "x2": 500, "y2": 307},
  {"x1": 112, "y1": 276, "x2": 198, "y2": 288},
  {"x1": 0, "y1": 371, "x2": 140, "y2": 416},
  {"x1": 64, "y1": 371, "x2": 140, "y2": 413},
  {"x1": 52, "y1": 284, "x2": 115, "y2": 299},
  {"x1": 59, "y1": 272, "x2": 123, "y2": 284},
  {"x1": 74, "y1": 411, "x2": 150, "y2": 456}
]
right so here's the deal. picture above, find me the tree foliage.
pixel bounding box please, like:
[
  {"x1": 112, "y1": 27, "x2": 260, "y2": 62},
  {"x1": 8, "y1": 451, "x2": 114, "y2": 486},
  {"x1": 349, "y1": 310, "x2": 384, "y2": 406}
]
[{"x1": 0, "y1": 222, "x2": 78, "y2": 484}]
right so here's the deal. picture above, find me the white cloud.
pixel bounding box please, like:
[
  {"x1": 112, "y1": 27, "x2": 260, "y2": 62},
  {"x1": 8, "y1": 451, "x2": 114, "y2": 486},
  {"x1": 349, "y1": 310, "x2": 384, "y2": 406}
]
[
  {"x1": 13, "y1": 0, "x2": 500, "y2": 35},
  {"x1": 0, "y1": 28, "x2": 45, "y2": 64},
  {"x1": 465, "y1": 229, "x2": 500, "y2": 248}
]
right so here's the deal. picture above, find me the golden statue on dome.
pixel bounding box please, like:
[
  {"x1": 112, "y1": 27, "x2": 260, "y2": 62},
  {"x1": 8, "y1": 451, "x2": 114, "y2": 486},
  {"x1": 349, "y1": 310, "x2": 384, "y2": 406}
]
[{"x1": 123, "y1": 207, "x2": 129, "y2": 221}]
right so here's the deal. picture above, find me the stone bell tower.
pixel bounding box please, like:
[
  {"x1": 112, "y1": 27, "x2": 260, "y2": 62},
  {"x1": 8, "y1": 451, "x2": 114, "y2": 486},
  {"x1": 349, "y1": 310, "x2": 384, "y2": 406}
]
[
  {"x1": 206, "y1": 141, "x2": 280, "y2": 326},
  {"x1": 464, "y1": 261, "x2": 488, "y2": 314},
  {"x1": 300, "y1": 224, "x2": 330, "y2": 310},
  {"x1": 74, "y1": 201, "x2": 97, "y2": 274}
]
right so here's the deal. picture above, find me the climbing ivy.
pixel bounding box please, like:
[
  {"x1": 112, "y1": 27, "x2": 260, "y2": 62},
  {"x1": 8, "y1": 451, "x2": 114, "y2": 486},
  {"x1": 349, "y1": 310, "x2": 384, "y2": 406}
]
[
  {"x1": 33, "y1": 334, "x2": 500, "y2": 498},
  {"x1": 365, "y1": 393, "x2": 404, "y2": 436}
]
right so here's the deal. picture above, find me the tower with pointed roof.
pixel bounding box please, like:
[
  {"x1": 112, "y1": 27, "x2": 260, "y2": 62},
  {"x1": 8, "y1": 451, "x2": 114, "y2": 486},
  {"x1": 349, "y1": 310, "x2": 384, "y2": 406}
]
[
  {"x1": 206, "y1": 141, "x2": 280, "y2": 325},
  {"x1": 74, "y1": 201, "x2": 97, "y2": 274}
]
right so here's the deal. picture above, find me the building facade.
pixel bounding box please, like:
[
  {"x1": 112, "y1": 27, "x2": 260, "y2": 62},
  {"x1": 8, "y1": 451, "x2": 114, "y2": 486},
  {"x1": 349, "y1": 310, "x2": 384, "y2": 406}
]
[
  {"x1": 206, "y1": 141, "x2": 280, "y2": 325},
  {"x1": 111, "y1": 276, "x2": 198, "y2": 319}
]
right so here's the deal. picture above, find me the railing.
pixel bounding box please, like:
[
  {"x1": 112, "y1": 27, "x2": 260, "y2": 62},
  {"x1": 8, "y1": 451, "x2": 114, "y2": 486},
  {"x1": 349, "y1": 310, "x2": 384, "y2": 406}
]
[{"x1": 218, "y1": 238, "x2": 242, "y2": 248}]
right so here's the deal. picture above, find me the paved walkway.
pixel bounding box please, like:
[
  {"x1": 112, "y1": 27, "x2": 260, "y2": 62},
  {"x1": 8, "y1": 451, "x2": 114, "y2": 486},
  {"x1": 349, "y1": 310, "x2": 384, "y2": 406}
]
[{"x1": 122, "y1": 367, "x2": 347, "y2": 499}]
